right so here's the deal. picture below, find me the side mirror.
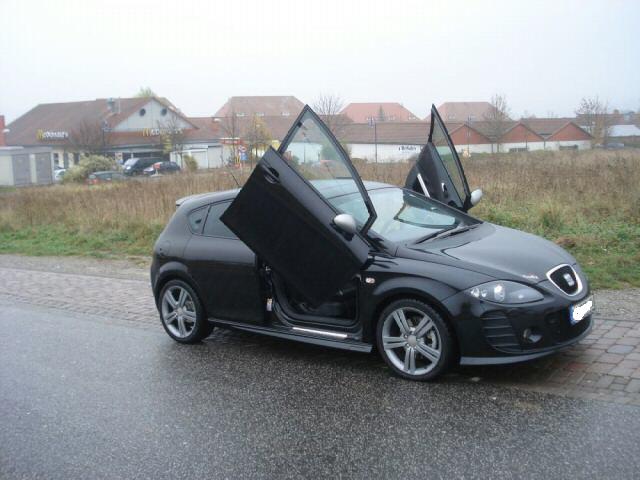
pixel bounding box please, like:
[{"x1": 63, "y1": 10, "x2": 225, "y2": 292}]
[
  {"x1": 333, "y1": 213, "x2": 357, "y2": 238},
  {"x1": 470, "y1": 189, "x2": 483, "y2": 207}
]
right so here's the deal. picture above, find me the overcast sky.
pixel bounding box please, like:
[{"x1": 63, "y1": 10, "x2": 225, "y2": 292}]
[{"x1": 1, "y1": 0, "x2": 638, "y2": 122}]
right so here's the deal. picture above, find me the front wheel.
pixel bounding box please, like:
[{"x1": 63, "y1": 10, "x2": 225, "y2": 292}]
[
  {"x1": 159, "y1": 279, "x2": 213, "y2": 343},
  {"x1": 376, "y1": 299, "x2": 454, "y2": 381}
]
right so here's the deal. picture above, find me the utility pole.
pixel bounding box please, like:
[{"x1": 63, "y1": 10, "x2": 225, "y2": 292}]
[{"x1": 369, "y1": 117, "x2": 378, "y2": 163}]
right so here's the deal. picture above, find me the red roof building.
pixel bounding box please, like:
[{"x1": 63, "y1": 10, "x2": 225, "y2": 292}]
[{"x1": 341, "y1": 103, "x2": 420, "y2": 123}]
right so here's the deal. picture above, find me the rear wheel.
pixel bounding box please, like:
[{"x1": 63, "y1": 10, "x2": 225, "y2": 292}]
[
  {"x1": 376, "y1": 299, "x2": 453, "y2": 381},
  {"x1": 159, "y1": 280, "x2": 213, "y2": 343}
]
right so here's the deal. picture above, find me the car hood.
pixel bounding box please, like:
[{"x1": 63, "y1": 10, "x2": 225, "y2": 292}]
[{"x1": 401, "y1": 223, "x2": 576, "y2": 284}]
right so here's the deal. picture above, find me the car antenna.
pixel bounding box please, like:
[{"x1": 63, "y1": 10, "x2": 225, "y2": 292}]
[{"x1": 226, "y1": 165, "x2": 241, "y2": 188}]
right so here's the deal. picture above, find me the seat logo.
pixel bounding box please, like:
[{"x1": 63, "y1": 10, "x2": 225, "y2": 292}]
[{"x1": 563, "y1": 273, "x2": 576, "y2": 287}]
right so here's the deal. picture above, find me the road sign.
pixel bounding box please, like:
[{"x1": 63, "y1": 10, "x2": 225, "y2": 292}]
[{"x1": 238, "y1": 145, "x2": 247, "y2": 153}]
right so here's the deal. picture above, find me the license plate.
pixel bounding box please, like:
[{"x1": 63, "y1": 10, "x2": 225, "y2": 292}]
[{"x1": 570, "y1": 296, "x2": 593, "y2": 325}]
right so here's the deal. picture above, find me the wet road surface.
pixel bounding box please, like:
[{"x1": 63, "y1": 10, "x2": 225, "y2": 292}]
[{"x1": 1, "y1": 300, "x2": 639, "y2": 479}]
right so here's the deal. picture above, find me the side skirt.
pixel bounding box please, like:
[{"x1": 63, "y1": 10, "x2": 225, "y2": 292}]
[{"x1": 209, "y1": 318, "x2": 373, "y2": 353}]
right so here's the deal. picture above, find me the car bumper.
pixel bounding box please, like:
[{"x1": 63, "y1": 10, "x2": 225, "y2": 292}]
[{"x1": 443, "y1": 284, "x2": 594, "y2": 365}]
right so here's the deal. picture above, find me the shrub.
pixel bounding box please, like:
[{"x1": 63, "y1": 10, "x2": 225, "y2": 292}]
[
  {"x1": 183, "y1": 154, "x2": 198, "y2": 172},
  {"x1": 63, "y1": 155, "x2": 118, "y2": 183}
]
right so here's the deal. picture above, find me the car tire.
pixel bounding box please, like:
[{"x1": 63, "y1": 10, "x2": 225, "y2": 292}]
[
  {"x1": 158, "y1": 279, "x2": 213, "y2": 344},
  {"x1": 376, "y1": 298, "x2": 454, "y2": 381}
]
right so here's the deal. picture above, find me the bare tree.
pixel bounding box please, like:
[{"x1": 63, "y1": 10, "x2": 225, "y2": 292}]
[
  {"x1": 68, "y1": 119, "x2": 111, "y2": 155},
  {"x1": 218, "y1": 109, "x2": 242, "y2": 165},
  {"x1": 377, "y1": 105, "x2": 387, "y2": 122},
  {"x1": 244, "y1": 115, "x2": 272, "y2": 167},
  {"x1": 483, "y1": 94, "x2": 512, "y2": 153},
  {"x1": 312, "y1": 93, "x2": 349, "y2": 138},
  {"x1": 160, "y1": 114, "x2": 187, "y2": 162},
  {"x1": 575, "y1": 96, "x2": 611, "y2": 145}
]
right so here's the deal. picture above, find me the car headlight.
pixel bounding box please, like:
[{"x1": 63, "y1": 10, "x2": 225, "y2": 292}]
[{"x1": 469, "y1": 281, "x2": 543, "y2": 304}]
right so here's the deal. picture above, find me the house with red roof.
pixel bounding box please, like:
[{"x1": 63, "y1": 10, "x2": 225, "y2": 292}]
[
  {"x1": 341, "y1": 103, "x2": 420, "y2": 123},
  {"x1": 4, "y1": 97, "x2": 224, "y2": 172}
]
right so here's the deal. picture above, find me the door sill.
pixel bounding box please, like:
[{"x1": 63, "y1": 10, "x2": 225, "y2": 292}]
[{"x1": 209, "y1": 318, "x2": 372, "y2": 353}]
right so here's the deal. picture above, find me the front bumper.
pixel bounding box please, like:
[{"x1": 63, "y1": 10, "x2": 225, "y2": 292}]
[{"x1": 443, "y1": 282, "x2": 594, "y2": 366}]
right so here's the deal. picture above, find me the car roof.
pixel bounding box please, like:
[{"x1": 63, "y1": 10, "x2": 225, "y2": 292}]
[{"x1": 176, "y1": 179, "x2": 394, "y2": 211}]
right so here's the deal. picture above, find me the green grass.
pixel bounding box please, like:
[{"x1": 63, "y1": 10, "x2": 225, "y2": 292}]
[{"x1": 0, "y1": 223, "x2": 162, "y2": 258}]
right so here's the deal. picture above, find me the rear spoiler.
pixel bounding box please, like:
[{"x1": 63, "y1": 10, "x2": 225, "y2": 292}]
[{"x1": 175, "y1": 193, "x2": 209, "y2": 209}]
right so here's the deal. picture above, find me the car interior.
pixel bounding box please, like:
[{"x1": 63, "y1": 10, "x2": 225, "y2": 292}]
[{"x1": 270, "y1": 272, "x2": 358, "y2": 327}]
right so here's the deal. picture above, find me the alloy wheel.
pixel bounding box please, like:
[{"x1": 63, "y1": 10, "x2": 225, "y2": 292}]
[
  {"x1": 381, "y1": 306, "x2": 442, "y2": 376},
  {"x1": 161, "y1": 286, "x2": 197, "y2": 338}
]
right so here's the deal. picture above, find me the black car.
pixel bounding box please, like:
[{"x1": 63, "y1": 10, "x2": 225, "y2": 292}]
[
  {"x1": 143, "y1": 161, "x2": 181, "y2": 176},
  {"x1": 123, "y1": 157, "x2": 162, "y2": 176},
  {"x1": 150, "y1": 105, "x2": 593, "y2": 381}
]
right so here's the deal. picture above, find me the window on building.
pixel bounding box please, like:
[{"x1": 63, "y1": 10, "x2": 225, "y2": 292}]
[
  {"x1": 256, "y1": 112, "x2": 265, "y2": 117},
  {"x1": 559, "y1": 145, "x2": 578, "y2": 151},
  {"x1": 139, "y1": 108, "x2": 146, "y2": 116},
  {"x1": 508, "y1": 147, "x2": 528, "y2": 153},
  {"x1": 53, "y1": 153, "x2": 60, "y2": 167},
  {"x1": 161, "y1": 108, "x2": 168, "y2": 116},
  {"x1": 73, "y1": 153, "x2": 80, "y2": 165},
  {"x1": 281, "y1": 111, "x2": 290, "y2": 116},
  {"x1": 235, "y1": 112, "x2": 246, "y2": 117},
  {"x1": 203, "y1": 202, "x2": 236, "y2": 238}
]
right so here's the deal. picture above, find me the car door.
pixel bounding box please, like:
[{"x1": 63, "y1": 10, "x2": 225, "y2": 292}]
[
  {"x1": 405, "y1": 105, "x2": 471, "y2": 211},
  {"x1": 221, "y1": 106, "x2": 377, "y2": 306}
]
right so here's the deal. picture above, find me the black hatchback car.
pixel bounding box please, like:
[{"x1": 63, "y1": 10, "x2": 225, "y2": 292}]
[
  {"x1": 151, "y1": 105, "x2": 593, "y2": 381},
  {"x1": 123, "y1": 157, "x2": 162, "y2": 176}
]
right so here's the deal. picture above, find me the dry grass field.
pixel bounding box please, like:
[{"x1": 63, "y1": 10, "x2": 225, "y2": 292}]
[{"x1": 1, "y1": 149, "x2": 639, "y2": 288}]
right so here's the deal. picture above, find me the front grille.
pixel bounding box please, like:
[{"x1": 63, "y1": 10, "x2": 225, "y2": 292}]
[
  {"x1": 547, "y1": 265, "x2": 581, "y2": 296},
  {"x1": 482, "y1": 312, "x2": 522, "y2": 353}
]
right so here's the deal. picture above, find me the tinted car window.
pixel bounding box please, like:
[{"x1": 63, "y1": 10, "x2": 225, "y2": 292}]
[
  {"x1": 330, "y1": 187, "x2": 471, "y2": 243},
  {"x1": 203, "y1": 202, "x2": 236, "y2": 238},
  {"x1": 188, "y1": 207, "x2": 208, "y2": 234}
]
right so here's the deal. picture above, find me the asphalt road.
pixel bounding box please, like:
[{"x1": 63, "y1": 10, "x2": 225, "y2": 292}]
[{"x1": 1, "y1": 300, "x2": 639, "y2": 479}]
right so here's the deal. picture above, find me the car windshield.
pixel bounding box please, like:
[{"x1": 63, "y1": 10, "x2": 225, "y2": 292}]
[
  {"x1": 124, "y1": 159, "x2": 137, "y2": 166},
  {"x1": 330, "y1": 187, "x2": 475, "y2": 243}
]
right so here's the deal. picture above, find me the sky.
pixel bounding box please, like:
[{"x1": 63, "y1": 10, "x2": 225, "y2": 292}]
[{"x1": 1, "y1": 0, "x2": 639, "y2": 123}]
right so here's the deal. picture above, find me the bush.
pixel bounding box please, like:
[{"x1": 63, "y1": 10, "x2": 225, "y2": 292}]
[
  {"x1": 63, "y1": 155, "x2": 118, "y2": 183},
  {"x1": 183, "y1": 154, "x2": 198, "y2": 172}
]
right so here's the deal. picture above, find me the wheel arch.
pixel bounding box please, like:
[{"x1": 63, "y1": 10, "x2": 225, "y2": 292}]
[
  {"x1": 153, "y1": 262, "x2": 207, "y2": 315},
  {"x1": 363, "y1": 279, "x2": 460, "y2": 357}
]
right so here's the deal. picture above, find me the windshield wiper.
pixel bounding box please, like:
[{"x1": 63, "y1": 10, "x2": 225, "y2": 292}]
[{"x1": 414, "y1": 223, "x2": 480, "y2": 244}]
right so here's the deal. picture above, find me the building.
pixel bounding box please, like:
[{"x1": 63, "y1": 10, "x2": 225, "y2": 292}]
[
  {"x1": 4, "y1": 97, "x2": 223, "y2": 170},
  {"x1": 341, "y1": 103, "x2": 420, "y2": 123},
  {"x1": 436, "y1": 102, "x2": 500, "y2": 122},
  {"x1": 338, "y1": 117, "x2": 592, "y2": 162},
  {"x1": 214, "y1": 96, "x2": 304, "y2": 118}
]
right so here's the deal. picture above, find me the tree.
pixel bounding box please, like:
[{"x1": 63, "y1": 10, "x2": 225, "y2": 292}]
[
  {"x1": 377, "y1": 106, "x2": 387, "y2": 122},
  {"x1": 575, "y1": 96, "x2": 611, "y2": 145},
  {"x1": 68, "y1": 119, "x2": 111, "y2": 155},
  {"x1": 218, "y1": 109, "x2": 241, "y2": 165},
  {"x1": 135, "y1": 87, "x2": 156, "y2": 98},
  {"x1": 159, "y1": 114, "x2": 186, "y2": 162},
  {"x1": 483, "y1": 94, "x2": 511, "y2": 153},
  {"x1": 312, "y1": 93, "x2": 349, "y2": 139},
  {"x1": 244, "y1": 115, "x2": 272, "y2": 166}
]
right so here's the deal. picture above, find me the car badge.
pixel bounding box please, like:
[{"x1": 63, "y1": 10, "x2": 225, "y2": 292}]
[
  {"x1": 563, "y1": 273, "x2": 576, "y2": 287},
  {"x1": 522, "y1": 274, "x2": 539, "y2": 281}
]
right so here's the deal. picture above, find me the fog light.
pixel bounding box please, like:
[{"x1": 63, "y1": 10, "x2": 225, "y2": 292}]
[{"x1": 523, "y1": 327, "x2": 542, "y2": 344}]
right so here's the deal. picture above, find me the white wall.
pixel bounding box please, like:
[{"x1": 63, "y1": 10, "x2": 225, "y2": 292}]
[
  {"x1": 173, "y1": 144, "x2": 224, "y2": 169},
  {"x1": 113, "y1": 99, "x2": 192, "y2": 132},
  {"x1": 0, "y1": 152, "x2": 14, "y2": 186},
  {"x1": 348, "y1": 143, "x2": 424, "y2": 162},
  {"x1": 544, "y1": 140, "x2": 591, "y2": 151}
]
